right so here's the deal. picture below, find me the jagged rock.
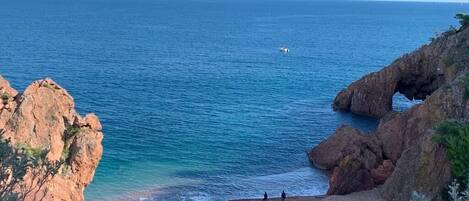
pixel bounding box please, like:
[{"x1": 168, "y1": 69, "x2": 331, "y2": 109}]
[{"x1": 0, "y1": 76, "x2": 103, "y2": 201}]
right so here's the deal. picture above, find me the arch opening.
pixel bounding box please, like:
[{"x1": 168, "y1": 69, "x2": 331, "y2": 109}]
[{"x1": 392, "y1": 92, "x2": 422, "y2": 112}]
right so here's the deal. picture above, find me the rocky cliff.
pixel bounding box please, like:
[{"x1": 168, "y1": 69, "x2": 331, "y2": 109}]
[
  {"x1": 0, "y1": 76, "x2": 103, "y2": 201},
  {"x1": 309, "y1": 26, "x2": 469, "y2": 200}
]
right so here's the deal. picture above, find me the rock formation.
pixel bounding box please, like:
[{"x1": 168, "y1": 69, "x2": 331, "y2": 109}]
[
  {"x1": 309, "y1": 26, "x2": 469, "y2": 200},
  {"x1": 333, "y1": 26, "x2": 469, "y2": 118},
  {"x1": 0, "y1": 76, "x2": 103, "y2": 201}
]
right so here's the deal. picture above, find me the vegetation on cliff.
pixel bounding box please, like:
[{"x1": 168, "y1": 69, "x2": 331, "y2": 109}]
[
  {"x1": 0, "y1": 133, "x2": 63, "y2": 200},
  {"x1": 411, "y1": 179, "x2": 469, "y2": 201},
  {"x1": 460, "y1": 74, "x2": 469, "y2": 101},
  {"x1": 433, "y1": 121, "x2": 469, "y2": 201},
  {"x1": 435, "y1": 121, "x2": 469, "y2": 182},
  {"x1": 455, "y1": 13, "x2": 469, "y2": 27}
]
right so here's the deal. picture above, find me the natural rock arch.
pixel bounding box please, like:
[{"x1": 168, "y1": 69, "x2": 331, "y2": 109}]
[{"x1": 333, "y1": 27, "x2": 469, "y2": 118}]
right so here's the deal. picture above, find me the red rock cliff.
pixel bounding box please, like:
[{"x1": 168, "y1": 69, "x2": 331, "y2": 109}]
[{"x1": 0, "y1": 76, "x2": 103, "y2": 201}]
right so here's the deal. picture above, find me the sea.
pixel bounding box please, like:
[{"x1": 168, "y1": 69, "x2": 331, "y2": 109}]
[{"x1": 0, "y1": 0, "x2": 467, "y2": 200}]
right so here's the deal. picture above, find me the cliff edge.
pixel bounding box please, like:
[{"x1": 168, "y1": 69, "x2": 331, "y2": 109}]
[{"x1": 0, "y1": 76, "x2": 103, "y2": 201}]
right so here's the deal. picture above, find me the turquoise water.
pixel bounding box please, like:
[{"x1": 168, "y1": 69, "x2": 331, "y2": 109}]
[{"x1": 0, "y1": 0, "x2": 467, "y2": 200}]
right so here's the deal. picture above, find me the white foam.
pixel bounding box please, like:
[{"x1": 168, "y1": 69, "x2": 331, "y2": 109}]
[{"x1": 227, "y1": 168, "x2": 329, "y2": 199}]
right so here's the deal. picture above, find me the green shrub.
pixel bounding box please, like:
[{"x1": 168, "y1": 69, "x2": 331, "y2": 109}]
[
  {"x1": 15, "y1": 143, "x2": 45, "y2": 161},
  {"x1": 434, "y1": 121, "x2": 469, "y2": 185},
  {"x1": 1, "y1": 93, "x2": 9, "y2": 104},
  {"x1": 461, "y1": 75, "x2": 469, "y2": 86},
  {"x1": 447, "y1": 178, "x2": 469, "y2": 201},
  {"x1": 0, "y1": 137, "x2": 64, "y2": 200},
  {"x1": 61, "y1": 164, "x2": 71, "y2": 175},
  {"x1": 65, "y1": 125, "x2": 81, "y2": 140},
  {"x1": 461, "y1": 75, "x2": 469, "y2": 101},
  {"x1": 42, "y1": 82, "x2": 52, "y2": 89},
  {"x1": 41, "y1": 82, "x2": 59, "y2": 90},
  {"x1": 62, "y1": 124, "x2": 81, "y2": 163},
  {"x1": 455, "y1": 13, "x2": 469, "y2": 27},
  {"x1": 61, "y1": 145, "x2": 70, "y2": 162}
]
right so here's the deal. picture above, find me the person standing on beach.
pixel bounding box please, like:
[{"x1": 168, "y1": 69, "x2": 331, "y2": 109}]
[
  {"x1": 263, "y1": 192, "x2": 268, "y2": 201},
  {"x1": 281, "y1": 191, "x2": 286, "y2": 200}
]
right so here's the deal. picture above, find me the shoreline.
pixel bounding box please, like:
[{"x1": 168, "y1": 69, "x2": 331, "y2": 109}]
[{"x1": 231, "y1": 196, "x2": 323, "y2": 201}]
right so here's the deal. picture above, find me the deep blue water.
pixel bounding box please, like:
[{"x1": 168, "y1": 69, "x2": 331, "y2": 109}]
[{"x1": 0, "y1": 0, "x2": 467, "y2": 200}]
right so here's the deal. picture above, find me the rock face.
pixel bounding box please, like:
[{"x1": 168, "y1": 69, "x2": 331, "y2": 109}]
[
  {"x1": 310, "y1": 26, "x2": 469, "y2": 201},
  {"x1": 0, "y1": 76, "x2": 103, "y2": 201}
]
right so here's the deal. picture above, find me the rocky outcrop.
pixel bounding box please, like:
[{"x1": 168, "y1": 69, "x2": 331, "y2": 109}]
[
  {"x1": 333, "y1": 27, "x2": 469, "y2": 118},
  {"x1": 0, "y1": 76, "x2": 103, "y2": 201},
  {"x1": 308, "y1": 125, "x2": 383, "y2": 195},
  {"x1": 310, "y1": 26, "x2": 469, "y2": 201}
]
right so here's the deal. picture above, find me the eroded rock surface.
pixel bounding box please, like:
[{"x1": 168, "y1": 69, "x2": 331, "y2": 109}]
[{"x1": 0, "y1": 76, "x2": 103, "y2": 201}]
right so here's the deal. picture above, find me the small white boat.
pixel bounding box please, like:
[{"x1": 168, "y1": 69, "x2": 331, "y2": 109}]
[{"x1": 279, "y1": 47, "x2": 289, "y2": 53}]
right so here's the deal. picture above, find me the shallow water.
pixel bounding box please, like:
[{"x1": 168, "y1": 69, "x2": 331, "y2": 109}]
[{"x1": 0, "y1": 0, "x2": 467, "y2": 200}]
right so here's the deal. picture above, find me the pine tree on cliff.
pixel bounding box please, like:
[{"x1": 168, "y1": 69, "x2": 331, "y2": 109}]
[{"x1": 455, "y1": 13, "x2": 469, "y2": 28}]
